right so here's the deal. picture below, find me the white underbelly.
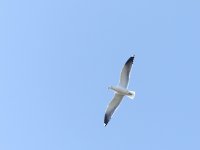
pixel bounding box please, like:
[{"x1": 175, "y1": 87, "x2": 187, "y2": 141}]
[{"x1": 112, "y1": 86, "x2": 131, "y2": 95}]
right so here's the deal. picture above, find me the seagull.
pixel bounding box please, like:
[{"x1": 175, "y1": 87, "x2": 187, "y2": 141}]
[{"x1": 104, "y1": 55, "x2": 135, "y2": 126}]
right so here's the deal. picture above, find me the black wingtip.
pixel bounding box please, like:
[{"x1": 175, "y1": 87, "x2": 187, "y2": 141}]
[
  {"x1": 125, "y1": 55, "x2": 135, "y2": 65},
  {"x1": 104, "y1": 115, "x2": 109, "y2": 127}
]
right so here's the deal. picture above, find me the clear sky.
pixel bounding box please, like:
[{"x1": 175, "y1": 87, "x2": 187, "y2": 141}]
[{"x1": 1, "y1": 0, "x2": 200, "y2": 149}]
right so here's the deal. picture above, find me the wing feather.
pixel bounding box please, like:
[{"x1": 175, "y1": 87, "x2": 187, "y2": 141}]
[
  {"x1": 119, "y1": 56, "x2": 135, "y2": 88},
  {"x1": 104, "y1": 94, "x2": 124, "y2": 126}
]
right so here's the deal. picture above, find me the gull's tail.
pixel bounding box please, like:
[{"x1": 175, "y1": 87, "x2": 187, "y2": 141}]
[{"x1": 127, "y1": 91, "x2": 135, "y2": 99}]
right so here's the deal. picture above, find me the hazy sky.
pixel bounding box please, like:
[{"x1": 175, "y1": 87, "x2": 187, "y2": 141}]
[{"x1": 1, "y1": 0, "x2": 200, "y2": 150}]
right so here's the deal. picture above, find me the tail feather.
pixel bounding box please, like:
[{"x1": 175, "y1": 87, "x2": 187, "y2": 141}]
[{"x1": 127, "y1": 91, "x2": 135, "y2": 99}]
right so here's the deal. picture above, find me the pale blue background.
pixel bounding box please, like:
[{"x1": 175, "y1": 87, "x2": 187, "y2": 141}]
[{"x1": 1, "y1": 0, "x2": 200, "y2": 149}]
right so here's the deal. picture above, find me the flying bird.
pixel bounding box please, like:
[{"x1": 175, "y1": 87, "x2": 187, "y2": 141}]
[{"x1": 104, "y1": 55, "x2": 135, "y2": 126}]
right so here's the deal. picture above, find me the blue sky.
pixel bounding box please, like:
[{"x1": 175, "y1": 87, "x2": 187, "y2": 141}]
[{"x1": 1, "y1": 0, "x2": 200, "y2": 149}]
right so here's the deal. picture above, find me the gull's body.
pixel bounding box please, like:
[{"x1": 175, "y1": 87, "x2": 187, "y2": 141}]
[{"x1": 104, "y1": 56, "x2": 135, "y2": 126}]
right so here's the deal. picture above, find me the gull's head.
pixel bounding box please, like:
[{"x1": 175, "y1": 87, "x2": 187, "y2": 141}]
[{"x1": 108, "y1": 86, "x2": 113, "y2": 90}]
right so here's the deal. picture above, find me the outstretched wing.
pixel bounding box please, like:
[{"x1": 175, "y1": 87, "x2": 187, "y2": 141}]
[
  {"x1": 104, "y1": 94, "x2": 124, "y2": 126},
  {"x1": 119, "y1": 56, "x2": 135, "y2": 88}
]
